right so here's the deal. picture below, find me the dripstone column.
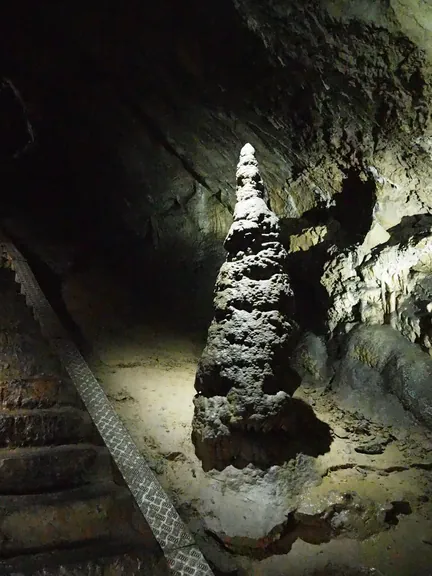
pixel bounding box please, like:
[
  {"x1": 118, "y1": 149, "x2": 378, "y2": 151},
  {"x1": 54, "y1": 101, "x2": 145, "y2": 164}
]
[{"x1": 192, "y1": 143, "x2": 300, "y2": 471}]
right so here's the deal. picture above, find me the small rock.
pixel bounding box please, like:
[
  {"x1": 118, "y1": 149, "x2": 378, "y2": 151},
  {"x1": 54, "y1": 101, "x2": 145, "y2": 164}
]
[
  {"x1": 333, "y1": 425, "x2": 349, "y2": 439},
  {"x1": 354, "y1": 436, "x2": 391, "y2": 455}
]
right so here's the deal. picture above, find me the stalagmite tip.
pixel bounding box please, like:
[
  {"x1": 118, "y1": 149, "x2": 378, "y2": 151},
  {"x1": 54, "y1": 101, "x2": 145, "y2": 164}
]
[{"x1": 240, "y1": 143, "x2": 255, "y2": 158}]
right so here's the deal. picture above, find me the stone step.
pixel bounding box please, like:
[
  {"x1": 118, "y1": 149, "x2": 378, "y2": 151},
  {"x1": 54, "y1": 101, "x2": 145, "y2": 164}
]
[
  {"x1": 0, "y1": 376, "x2": 80, "y2": 410},
  {"x1": 0, "y1": 546, "x2": 169, "y2": 575},
  {"x1": 0, "y1": 482, "x2": 156, "y2": 557},
  {"x1": 0, "y1": 331, "x2": 68, "y2": 383},
  {"x1": 0, "y1": 444, "x2": 113, "y2": 494},
  {"x1": 0, "y1": 407, "x2": 94, "y2": 447}
]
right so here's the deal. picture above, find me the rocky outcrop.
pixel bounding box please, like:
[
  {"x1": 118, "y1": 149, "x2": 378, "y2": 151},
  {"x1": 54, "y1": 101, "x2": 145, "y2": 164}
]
[
  {"x1": 192, "y1": 144, "x2": 331, "y2": 471},
  {"x1": 209, "y1": 487, "x2": 411, "y2": 559},
  {"x1": 332, "y1": 323, "x2": 432, "y2": 429},
  {"x1": 321, "y1": 215, "x2": 432, "y2": 353}
]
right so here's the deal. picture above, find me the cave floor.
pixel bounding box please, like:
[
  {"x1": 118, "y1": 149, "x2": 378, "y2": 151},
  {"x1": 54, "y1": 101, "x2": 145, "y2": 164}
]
[{"x1": 62, "y1": 265, "x2": 432, "y2": 576}]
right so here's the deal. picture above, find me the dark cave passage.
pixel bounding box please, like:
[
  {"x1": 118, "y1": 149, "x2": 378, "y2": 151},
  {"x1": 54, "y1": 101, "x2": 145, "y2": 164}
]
[{"x1": 333, "y1": 168, "x2": 377, "y2": 245}]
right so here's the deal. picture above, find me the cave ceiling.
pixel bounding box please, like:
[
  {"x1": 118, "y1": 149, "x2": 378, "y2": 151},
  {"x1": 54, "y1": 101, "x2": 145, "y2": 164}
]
[{"x1": 0, "y1": 0, "x2": 431, "y2": 328}]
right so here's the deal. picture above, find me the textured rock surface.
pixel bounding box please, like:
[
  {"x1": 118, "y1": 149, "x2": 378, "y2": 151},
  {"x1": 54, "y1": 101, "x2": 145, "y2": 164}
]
[
  {"x1": 191, "y1": 377, "x2": 432, "y2": 571},
  {"x1": 1, "y1": 2, "x2": 432, "y2": 574},
  {"x1": 333, "y1": 323, "x2": 432, "y2": 428},
  {"x1": 192, "y1": 144, "x2": 331, "y2": 471},
  {"x1": 2, "y1": 551, "x2": 168, "y2": 576},
  {"x1": 290, "y1": 332, "x2": 333, "y2": 388}
]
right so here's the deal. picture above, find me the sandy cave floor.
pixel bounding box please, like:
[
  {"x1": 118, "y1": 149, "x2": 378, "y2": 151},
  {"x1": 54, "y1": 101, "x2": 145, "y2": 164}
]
[{"x1": 61, "y1": 266, "x2": 432, "y2": 576}]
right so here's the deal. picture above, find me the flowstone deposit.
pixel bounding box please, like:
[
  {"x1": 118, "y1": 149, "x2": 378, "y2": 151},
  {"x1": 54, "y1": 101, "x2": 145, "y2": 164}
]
[{"x1": 192, "y1": 144, "x2": 331, "y2": 471}]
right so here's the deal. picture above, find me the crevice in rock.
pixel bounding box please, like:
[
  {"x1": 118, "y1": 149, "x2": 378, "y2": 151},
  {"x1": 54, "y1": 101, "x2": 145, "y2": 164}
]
[
  {"x1": 284, "y1": 243, "x2": 333, "y2": 334},
  {"x1": 384, "y1": 501, "x2": 413, "y2": 525},
  {"x1": 322, "y1": 461, "x2": 432, "y2": 477},
  {"x1": 0, "y1": 78, "x2": 34, "y2": 160},
  {"x1": 332, "y1": 168, "x2": 376, "y2": 246}
]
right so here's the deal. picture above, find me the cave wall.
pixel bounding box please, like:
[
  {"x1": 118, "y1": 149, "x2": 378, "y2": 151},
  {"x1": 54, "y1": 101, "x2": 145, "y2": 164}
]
[{"x1": 0, "y1": 0, "x2": 430, "y2": 329}]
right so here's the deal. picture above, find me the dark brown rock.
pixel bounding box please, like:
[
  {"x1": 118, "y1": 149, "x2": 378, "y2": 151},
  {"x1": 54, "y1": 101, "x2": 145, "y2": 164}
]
[
  {"x1": 0, "y1": 266, "x2": 160, "y2": 569},
  {"x1": 0, "y1": 483, "x2": 153, "y2": 555},
  {"x1": 0, "y1": 549, "x2": 169, "y2": 576}
]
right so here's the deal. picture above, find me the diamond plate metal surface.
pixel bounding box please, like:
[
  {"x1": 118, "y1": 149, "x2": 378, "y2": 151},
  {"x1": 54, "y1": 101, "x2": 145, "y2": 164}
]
[
  {"x1": 165, "y1": 547, "x2": 216, "y2": 576},
  {"x1": 2, "y1": 239, "x2": 214, "y2": 576}
]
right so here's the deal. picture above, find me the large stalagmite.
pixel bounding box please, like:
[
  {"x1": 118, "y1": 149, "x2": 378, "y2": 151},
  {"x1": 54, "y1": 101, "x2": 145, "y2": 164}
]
[{"x1": 192, "y1": 144, "x2": 330, "y2": 471}]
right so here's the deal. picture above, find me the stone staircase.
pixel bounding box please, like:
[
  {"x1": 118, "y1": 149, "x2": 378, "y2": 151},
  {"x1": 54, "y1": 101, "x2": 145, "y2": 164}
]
[{"x1": 0, "y1": 266, "x2": 168, "y2": 575}]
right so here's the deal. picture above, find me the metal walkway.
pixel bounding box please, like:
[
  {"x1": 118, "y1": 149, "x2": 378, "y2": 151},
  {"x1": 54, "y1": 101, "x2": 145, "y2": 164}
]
[{"x1": 0, "y1": 237, "x2": 214, "y2": 576}]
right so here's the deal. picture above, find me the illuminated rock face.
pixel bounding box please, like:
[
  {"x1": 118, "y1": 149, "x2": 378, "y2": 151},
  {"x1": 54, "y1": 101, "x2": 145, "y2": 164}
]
[
  {"x1": 321, "y1": 215, "x2": 432, "y2": 355},
  {"x1": 192, "y1": 144, "x2": 331, "y2": 471}
]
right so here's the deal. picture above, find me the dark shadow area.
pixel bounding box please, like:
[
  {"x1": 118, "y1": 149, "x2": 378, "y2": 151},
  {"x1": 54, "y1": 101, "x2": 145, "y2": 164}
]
[
  {"x1": 0, "y1": 0, "x2": 333, "y2": 337},
  {"x1": 0, "y1": 545, "x2": 168, "y2": 576},
  {"x1": 0, "y1": 79, "x2": 32, "y2": 159},
  {"x1": 193, "y1": 397, "x2": 333, "y2": 472},
  {"x1": 277, "y1": 169, "x2": 376, "y2": 334},
  {"x1": 262, "y1": 365, "x2": 302, "y2": 395},
  {"x1": 387, "y1": 213, "x2": 432, "y2": 244},
  {"x1": 285, "y1": 245, "x2": 334, "y2": 335},
  {"x1": 309, "y1": 567, "x2": 385, "y2": 576},
  {"x1": 332, "y1": 168, "x2": 376, "y2": 245},
  {"x1": 279, "y1": 217, "x2": 338, "y2": 334}
]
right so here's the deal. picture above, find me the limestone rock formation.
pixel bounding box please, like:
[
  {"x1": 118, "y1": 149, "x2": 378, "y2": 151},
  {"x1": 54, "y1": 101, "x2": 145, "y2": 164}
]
[
  {"x1": 192, "y1": 144, "x2": 330, "y2": 471},
  {"x1": 321, "y1": 215, "x2": 432, "y2": 353},
  {"x1": 290, "y1": 332, "x2": 332, "y2": 388},
  {"x1": 2, "y1": 1, "x2": 432, "y2": 331}
]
